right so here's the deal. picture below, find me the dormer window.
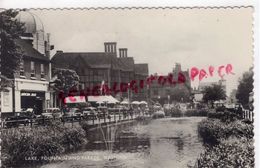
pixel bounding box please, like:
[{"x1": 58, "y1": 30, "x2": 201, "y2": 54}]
[
  {"x1": 40, "y1": 64, "x2": 45, "y2": 80},
  {"x1": 20, "y1": 60, "x2": 25, "y2": 78},
  {"x1": 30, "y1": 61, "x2": 36, "y2": 79}
]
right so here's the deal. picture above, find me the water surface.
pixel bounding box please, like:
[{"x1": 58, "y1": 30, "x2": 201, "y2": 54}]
[{"x1": 40, "y1": 117, "x2": 205, "y2": 168}]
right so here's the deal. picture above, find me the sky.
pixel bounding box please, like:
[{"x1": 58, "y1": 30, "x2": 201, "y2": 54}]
[{"x1": 30, "y1": 8, "x2": 253, "y2": 95}]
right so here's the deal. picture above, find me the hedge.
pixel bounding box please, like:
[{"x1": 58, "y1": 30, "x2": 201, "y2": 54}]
[{"x1": 1, "y1": 122, "x2": 87, "y2": 167}]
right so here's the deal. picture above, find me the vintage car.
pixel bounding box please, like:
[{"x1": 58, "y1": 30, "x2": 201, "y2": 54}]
[
  {"x1": 5, "y1": 111, "x2": 34, "y2": 128},
  {"x1": 41, "y1": 108, "x2": 62, "y2": 119},
  {"x1": 82, "y1": 107, "x2": 98, "y2": 120},
  {"x1": 61, "y1": 108, "x2": 82, "y2": 122}
]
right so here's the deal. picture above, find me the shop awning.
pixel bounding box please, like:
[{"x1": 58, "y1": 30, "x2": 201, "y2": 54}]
[
  {"x1": 64, "y1": 96, "x2": 86, "y2": 104},
  {"x1": 87, "y1": 95, "x2": 119, "y2": 104}
]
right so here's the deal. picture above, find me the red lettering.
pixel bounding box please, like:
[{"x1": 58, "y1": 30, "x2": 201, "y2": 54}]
[
  {"x1": 167, "y1": 73, "x2": 174, "y2": 85},
  {"x1": 199, "y1": 69, "x2": 207, "y2": 81},
  {"x1": 191, "y1": 67, "x2": 199, "y2": 81},
  {"x1": 146, "y1": 75, "x2": 158, "y2": 85},
  {"x1": 178, "y1": 72, "x2": 186, "y2": 83},
  {"x1": 218, "y1": 65, "x2": 225, "y2": 78},
  {"x1": 209, "y1": 66, "x2": 214, "y2": 76},
  {"x1": 120, "y1": 83, "x2": 129, "y2": 92},
  {"x1": 92, "y1": 85, "x2": 101, "y2": 96},
  {"x1": 112, "y1": 82, "x2": 120, "y2": 95},
  {"x1": 139, "y1": 80, "x2": 144, "y2": 89},
  {"x1": 226, "y1": 64, "x2": 235, "y2": 75},
  {"x1": 158, "y1": 76, "x2": 167, "y2": 85},
  {"x1": 101, "y1": 84, "x2": 111, "y2": 95},
  {"x1": 130, "y1": 80, "x2": 138, "y2": 93}
]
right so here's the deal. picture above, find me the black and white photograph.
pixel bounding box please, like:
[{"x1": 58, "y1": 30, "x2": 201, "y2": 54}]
[{"x1": 0, "y1": 6, "x2": 255, "y2": 168}]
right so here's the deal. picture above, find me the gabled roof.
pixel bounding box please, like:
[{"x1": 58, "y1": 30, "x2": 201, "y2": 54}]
[
  {"x1": 52, "y1": 52, "x2": 136, "y2": 72},
  {"x1": 52, "y1": 52, "x2": 113, "y2": 69},
  {"x1": 134, "y1": 63, "x2": 148, "y2": 75},
  {"x1": 15, "y1": 39, "x2": 49, "y2": 62}
]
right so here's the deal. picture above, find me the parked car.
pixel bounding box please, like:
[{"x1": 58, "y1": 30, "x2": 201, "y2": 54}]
[
  {"x1": 35, "y1": 108, "x2": 63, "y2": 125},
  {"x1": 82, "y1": 107, "x2": 98, "y2": 120},
  {"x1": 61, "y1": 108, "x2": 82, "y2": 122},
  {"x1": 97, "y1": 106, "x2": 111, "y2": 119},
  {"x1": 5, "y1": 111, "x2": 34, "y2": 128}
]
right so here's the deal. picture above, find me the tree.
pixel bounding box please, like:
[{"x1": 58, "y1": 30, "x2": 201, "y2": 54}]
[
  {"x1": 236, "y1": 68, "x2": 253, "y2": 108},
  {"x1": 202, "y1": 84, "x2": 226, "y2": 108},
  {"x1": 0, "y1": 10, "x2": 24, "y2": 113},
  {"x1": 170, "y1": 85, "x2": 191, "y2": 102},
  {"x1": 51, "y1": 68, "x2": 79, "y2": 105},
  {"x1": 0, "y1": 10, "x2": 24, "y2": 90}
]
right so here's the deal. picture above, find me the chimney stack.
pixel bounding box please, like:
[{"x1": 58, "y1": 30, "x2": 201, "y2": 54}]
[
  {"x1": 119, "y1": 48, "x2": 128, "y2": 58},
  {"x1": 104, "y1": 42, "x2": 117, "y2": 56}
]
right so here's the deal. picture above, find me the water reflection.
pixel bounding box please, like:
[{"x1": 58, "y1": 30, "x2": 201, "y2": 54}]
[{"x1": 40, "y1": 117, "x2": 205, "y2": 168}]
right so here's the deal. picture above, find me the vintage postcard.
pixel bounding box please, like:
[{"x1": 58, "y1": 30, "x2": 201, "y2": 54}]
[{"x1": 0, "y1": 7, "x2": 255, "y2": 168}]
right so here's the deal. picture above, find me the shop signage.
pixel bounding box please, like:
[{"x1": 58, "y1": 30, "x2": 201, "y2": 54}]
[{"x1": 21, "y1": 92, "x2": 37, "y2": 97}]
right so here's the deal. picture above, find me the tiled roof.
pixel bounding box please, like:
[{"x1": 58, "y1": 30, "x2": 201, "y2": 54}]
[
  {"x1": 117, "y1": 57, "x2": 135, "y2": 71},
  {"x1": 134, "y1": 64, "x2": 149, "y2": 75},
  {"x1": 15, "y1": 39, "x2": 49, "y2": 62},
  {"x1": 52, "y1": 52, "x2": 133, "y2": 71}
]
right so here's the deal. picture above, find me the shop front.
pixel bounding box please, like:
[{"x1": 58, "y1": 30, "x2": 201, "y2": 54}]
[
  {"x1": 21, "y1": 91, "x2": 45, "y2": 115},
  {"x1": 14, "y1": 78, "x2": 50, "y2": 113}
]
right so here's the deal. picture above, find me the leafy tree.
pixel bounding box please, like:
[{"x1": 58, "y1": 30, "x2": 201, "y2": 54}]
[
  {"x1": 51, "y1": 68, "x2": 79, "y2": 105},
  {"x1": 170, "y1": 85, "x2": 191, "y2": 102},
  {"x1": 0, "y1": 10, "x2": 24, "y2": 90},
  {"x1": 202, "y1": 84, "x2": 226, "y2": 108},
  {"x1": 236, "y1": 68, "x2": 253, "y2": 108}
]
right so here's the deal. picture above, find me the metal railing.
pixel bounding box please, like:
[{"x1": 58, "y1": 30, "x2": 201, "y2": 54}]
[
  {"x1": 242, "y1": 109, "x2": 254, "y2": 122},
  {"x1": 1, "y1": 112, "x2": 142, "y2": 129}
]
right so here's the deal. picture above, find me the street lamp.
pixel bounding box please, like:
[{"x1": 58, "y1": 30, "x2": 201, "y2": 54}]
[{"x1": 128, "y1": 83, "x2": 130, "y2": 109}]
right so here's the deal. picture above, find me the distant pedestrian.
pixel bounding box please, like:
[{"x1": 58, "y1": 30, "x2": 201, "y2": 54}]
[{"x1": 237, "y1": 105, "x2": 243, "y2": 119}]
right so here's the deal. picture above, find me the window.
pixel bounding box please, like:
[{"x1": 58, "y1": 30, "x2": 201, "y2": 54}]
[
  {"x1": 20, "y1": 60, "x2": 25, "y2": 77},
  {"x1": 30, "y1": 61, "x2": 36, "y2": 78},
  {"x1": 40, "y1": 64, "x2": 45, "y2": 79}
]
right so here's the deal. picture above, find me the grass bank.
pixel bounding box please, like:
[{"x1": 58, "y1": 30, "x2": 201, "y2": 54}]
[{"x1": 1, "y1": 122, "x2": 87, "y2": 167}]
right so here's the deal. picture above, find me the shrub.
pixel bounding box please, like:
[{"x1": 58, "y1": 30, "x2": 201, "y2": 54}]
[
  {"x1": 80, "y1": 121, "x2": 90, "y2": 133},
  {"x1": 171, "y1": 108, "x2": 182, "y2": 117},
  {"x1": 208, "y1": 110, "x2": 239, "y2": 122},
  {"x1": 198, "y1": 119, "x2": 253, "y2": 145},
  {"x1": 2, "y1": 122, "x2": 87, "y2": 167},
  {"x1": 197, "y1": 138, "x2": 254, "y2": 168},
  {"x1": 185, "y1": 108, "x2": 209, "y2": 117}
]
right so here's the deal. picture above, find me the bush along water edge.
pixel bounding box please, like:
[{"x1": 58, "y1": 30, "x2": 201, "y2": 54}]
[
  {"x1": 1, "y1": 121, "x2": 88, "y2": 167},
  {"x1": 196, "y1": 110, "x2": 254, "y2": 167}
]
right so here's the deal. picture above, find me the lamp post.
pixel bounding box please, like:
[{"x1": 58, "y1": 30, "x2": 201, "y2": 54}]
[{"x1": 128, "y1": 83, "x2": 130, "y2": 109}]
